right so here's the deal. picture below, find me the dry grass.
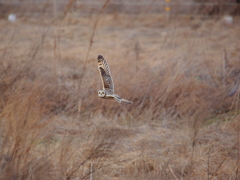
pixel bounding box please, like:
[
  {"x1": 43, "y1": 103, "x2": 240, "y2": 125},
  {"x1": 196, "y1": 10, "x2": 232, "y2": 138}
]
[{"x1": 0, "y1": 12, "x2": 240, "y2": 179}]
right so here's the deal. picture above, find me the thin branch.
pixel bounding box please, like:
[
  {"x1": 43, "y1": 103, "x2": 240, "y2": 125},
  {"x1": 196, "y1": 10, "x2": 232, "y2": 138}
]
[
  {"x1": 208, "y1": 147, "x2": 211, "y2": 180},
  {"x1": 169, "y1": 165, "x2": 179, "y2": 180}
]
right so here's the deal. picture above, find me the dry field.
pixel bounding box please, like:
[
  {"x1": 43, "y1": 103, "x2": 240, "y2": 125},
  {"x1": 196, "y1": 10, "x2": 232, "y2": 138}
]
[{"x1": 0, "y1": 12, "x2": 240, "y2": 179}]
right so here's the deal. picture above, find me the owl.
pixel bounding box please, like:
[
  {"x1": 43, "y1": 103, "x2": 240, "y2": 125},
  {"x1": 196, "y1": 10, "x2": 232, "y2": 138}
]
[{"x1": 97, "y1": 55, "x2": 133, "y2": 104}]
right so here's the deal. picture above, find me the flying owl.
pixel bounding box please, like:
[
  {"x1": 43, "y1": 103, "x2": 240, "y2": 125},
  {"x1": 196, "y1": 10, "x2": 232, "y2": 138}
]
[{"x1": 97, "y1": 55, "x2": 133, "y2": 104}]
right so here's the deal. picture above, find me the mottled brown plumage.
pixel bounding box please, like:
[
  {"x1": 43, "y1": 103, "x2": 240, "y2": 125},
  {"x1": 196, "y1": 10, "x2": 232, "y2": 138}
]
[{"x1": 97, "y1": 55, "x2": 133, "y2": 104}]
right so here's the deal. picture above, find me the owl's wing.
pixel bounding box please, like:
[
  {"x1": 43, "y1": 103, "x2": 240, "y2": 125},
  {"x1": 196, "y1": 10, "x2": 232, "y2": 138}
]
[
  {"x1": 97, "y1": 55, "x2": 114, "y2": 94},
  {"x1": 109, "y1": 94, "x2": 133, "y2": 104}
]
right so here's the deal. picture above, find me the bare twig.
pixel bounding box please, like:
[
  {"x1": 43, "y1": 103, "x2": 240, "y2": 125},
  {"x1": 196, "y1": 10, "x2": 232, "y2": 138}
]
[
  {"x1": 235, "y1": 118, "x2": 240, "y2": 179},
  {"x1": 222, "y1": 49, "x2": 228, "y2": 70},
  {"x1": 134, "y1": 41, "x2": 140, "y2": 72},
  {"x1": 90, "y1": 163, "x2": 93, "y2": 180},
  {"x1": 169, "y1": 165, "x2": 179, "y2": 180},
  {"x1": 78, "y1": 100, "x2": 82, "y2": 120},
  {"x1": 208, "y1": 147, "x2": 211, "y2": 180},
  {"x1": 222, "y1": 49, "x2": 228, "y2": 85}
]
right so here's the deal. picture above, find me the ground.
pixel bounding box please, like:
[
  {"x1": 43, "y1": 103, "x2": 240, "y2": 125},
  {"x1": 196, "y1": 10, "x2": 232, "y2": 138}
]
[{"x1": 0, "y1": 13, "x2": 240, "y2": 179}]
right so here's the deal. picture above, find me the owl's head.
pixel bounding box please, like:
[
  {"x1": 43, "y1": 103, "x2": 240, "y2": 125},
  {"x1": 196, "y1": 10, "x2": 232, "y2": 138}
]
[
  {"x1": 98, "y1": 90, "x2": 106, "y2": 98},
  {"x1": 98, "y1": 55, "x2": 104, "y2": 62}
]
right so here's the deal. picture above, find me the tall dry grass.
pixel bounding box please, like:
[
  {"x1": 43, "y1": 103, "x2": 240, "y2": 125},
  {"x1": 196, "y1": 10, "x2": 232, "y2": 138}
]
[{"x1": 0, "y1": 12, "x2": 240, "y2": 179}]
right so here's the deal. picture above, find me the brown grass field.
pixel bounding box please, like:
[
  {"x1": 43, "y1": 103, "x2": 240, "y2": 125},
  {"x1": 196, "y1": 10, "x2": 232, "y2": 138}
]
[{"x1": 0, "y1": 11, "x2": 240, "y2": 179}]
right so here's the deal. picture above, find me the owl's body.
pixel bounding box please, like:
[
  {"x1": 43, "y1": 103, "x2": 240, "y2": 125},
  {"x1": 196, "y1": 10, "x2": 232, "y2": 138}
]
[{"x1": 97, "y1": 55, "x2": 133, "y2": 104}]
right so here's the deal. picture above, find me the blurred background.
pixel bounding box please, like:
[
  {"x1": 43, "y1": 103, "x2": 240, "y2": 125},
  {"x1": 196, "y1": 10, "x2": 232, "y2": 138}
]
[
  {"x1": 0, "y1": 0, "x2": 240, "y2": 179},
  {"x1": 0, "y1": 0, "x2": 240, "y2": 17}
]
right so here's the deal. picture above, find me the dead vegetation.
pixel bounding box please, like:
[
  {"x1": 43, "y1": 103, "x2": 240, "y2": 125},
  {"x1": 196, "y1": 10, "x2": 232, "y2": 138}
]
[{"x1": 0, "y1": 12, "x2": 240, "y2": 179}]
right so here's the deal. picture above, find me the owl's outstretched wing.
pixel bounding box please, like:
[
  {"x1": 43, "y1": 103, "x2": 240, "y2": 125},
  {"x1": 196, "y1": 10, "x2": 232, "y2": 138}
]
[
  {"x1": 107, "y1": 94, "x2": 133, "y2": 104},
  {"x1": 97, "y1": 55, "x2": 114, "y2": 94}
]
